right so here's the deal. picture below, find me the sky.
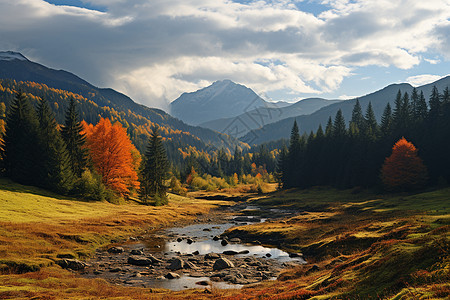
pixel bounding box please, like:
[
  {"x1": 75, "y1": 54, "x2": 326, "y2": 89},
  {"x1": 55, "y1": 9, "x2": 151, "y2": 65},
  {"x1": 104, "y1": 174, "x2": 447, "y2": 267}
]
[{"x1": 0, "y1": 0, "x2": 449, "y2": 112}]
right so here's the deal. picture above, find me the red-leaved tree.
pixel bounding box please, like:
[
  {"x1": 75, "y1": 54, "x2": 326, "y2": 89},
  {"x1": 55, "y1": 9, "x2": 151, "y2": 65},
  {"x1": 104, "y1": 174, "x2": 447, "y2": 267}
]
[{"x1": 381, "y1": 137, "x2": 428, "y2": 191}]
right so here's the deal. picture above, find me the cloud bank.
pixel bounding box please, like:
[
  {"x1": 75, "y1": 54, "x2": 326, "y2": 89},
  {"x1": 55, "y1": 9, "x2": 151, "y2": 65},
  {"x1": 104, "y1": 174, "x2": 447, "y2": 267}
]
[{"x1": 0, "y1": 0, "x2": 449, "y2": 110}]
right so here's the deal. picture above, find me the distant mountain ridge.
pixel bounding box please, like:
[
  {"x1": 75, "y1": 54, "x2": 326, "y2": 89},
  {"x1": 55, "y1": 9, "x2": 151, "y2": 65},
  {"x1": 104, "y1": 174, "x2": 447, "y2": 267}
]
[
  {"x1": 240, "y1": 76, "x2": 450, "y2": 145},
  {"x1": 170, "y1": 79, "x2": 268, "y2": 125},
  {"x1": 0, "y1": 51, "x2": 245, "y2": 153},
  {"x1": 200, "y1": 97, "x2": 339, "y2": 138}
]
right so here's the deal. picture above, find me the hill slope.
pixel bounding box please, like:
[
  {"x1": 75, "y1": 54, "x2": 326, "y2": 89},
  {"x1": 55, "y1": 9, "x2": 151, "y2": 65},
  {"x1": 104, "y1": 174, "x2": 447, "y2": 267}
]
[
  {"x1": 170, "y1": 80, "x2": 268, "y2": 125},
  {"x1": 0, "y1": 52, "x2": 246, "y2": 155},
  {"x1": 241, "y1": 76, "x2": 450, "y2": 144},
  {"x1": 200, "y1": 98, "x2": 339, "y2": 138}
]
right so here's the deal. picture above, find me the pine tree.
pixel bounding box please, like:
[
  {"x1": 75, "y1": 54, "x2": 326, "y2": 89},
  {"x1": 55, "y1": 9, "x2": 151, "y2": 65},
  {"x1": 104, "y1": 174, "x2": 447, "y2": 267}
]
[
  {"x1": 61, "y1": 98, "x2": 88, "y2": 177},
  {"x1": 428, "y1": 85, "x2": 441, "y2": 123},
  {"x1": 333, "y1": 109, "x2": 346, "y2": 137},
  {"x1": 380, "y1": 103, "x2": 393, "y2": 136},
  {"x1": 350, "y1": 99, "x2": 365, "y2": 134},
  {"x1": 415, "y1": 91, "x2": 428, "y2": 124},
  {"x1": 140, "y1": 127, "x2": 170, "y2": 205},
  {"x1": 286, "y1": 120, "x2": 302, "y2": 188},
  {"x1": 36, "y1": 98, "x2": 75, "y2": 194},
  {"x1": 325, "y1": 117, "x2": 333, "y2": 137},
  {"x1": 2, "y1": 92, "x2": 40, "y2": 185},
  {"x1": 411, "y1": 88, "x2": 419, "y2": 121},
  {"x1": 364, "y1": 102, "x2": 378, "y2": 138},
  {"x1": 276, "y1": 145, "x2": 288, "y2": 189}
]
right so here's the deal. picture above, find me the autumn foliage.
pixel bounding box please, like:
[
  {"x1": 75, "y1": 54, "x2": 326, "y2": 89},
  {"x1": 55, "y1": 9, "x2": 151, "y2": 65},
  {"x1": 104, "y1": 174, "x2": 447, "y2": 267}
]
[
  {"x1": 82, "y1": 118, "x2": 140, "y2": 196},
  {"x1": 381, "y1": 137, "x2": 428, "y2": 191}
]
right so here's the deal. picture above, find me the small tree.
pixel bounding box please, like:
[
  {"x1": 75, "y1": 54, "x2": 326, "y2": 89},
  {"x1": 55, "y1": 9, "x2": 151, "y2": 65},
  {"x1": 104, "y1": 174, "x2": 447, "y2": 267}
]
[
  {"x1": 140, "y1": 127, "x2": 169, "y2": 205},
  {"x1": 381, "y1": 137, "x2": 428, "y2": 191}
]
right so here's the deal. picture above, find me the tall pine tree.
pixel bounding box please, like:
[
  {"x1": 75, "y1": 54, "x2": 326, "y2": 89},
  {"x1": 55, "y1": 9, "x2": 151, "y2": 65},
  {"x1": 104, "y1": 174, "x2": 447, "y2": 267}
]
[
  {"x1": 61, "y1": 98, "x2": 88, "y2": 177},
  {"x1": 2, "y1": 92, "x2": 40, "y2": 185},
  {"x1": 140, "y1": 127, "x2": 170, "y2": 205},
  {"x1": 36, "y1": 98, "x2": 75, "y2": 194}
]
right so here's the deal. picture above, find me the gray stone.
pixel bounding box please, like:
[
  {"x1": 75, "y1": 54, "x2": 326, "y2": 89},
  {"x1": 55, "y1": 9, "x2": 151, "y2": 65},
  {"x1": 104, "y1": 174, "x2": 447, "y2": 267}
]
[
  {"x1": 130, "y1": 249, "x2": 144, "y2": 256},
  {"x1": 213, "y1": 258, "x2": 235, "y2": 271},
  {"x1": 165, "y1": 272, "x2": 180, "y2": 279},
  {"x1": 205, "y1": 253, "x2": 221, "y2": 260},
  {"x1": 107, "y1": 246, "x2": 124, "y2": 254},
  {"x1": 168, "y1": 257, "x2": 185, "y2": 270},
  {"x1": 127, "y1": 256, "x2": 153, "y2": 266}
]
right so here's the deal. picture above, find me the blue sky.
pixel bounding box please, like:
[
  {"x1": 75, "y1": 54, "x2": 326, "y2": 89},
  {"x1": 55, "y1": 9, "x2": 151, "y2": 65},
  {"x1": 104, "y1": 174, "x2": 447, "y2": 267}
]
[{"x1": 1, "y1": 0, "x2": 449, "y2": 111}]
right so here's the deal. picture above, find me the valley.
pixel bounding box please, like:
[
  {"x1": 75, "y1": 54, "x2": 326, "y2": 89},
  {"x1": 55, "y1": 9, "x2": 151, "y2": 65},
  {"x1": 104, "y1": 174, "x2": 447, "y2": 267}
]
[{"x1": 0, "y1": 178, "x2": 448, "y2": 299}]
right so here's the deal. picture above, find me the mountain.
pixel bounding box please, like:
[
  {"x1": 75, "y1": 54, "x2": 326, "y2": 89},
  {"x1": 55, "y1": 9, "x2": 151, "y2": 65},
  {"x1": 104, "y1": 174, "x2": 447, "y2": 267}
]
[
  {"x1": 0, "y1": 51, "x2": 246, "y2": 155},
  {"x1": 199, "y1": 98, "x2": 339, "y2": 138},
  {"x1": 170, "y1": 80, "x2": 268, "y2": 125},
  {"x1": 240, "y1": 76, "x2": 450, "y2": 145}
]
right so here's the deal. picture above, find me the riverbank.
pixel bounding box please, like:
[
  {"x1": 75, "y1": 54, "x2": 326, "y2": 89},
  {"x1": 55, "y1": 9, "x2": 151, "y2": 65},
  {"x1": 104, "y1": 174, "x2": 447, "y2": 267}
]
[
  {"x1": 0, "y1": 178, "x2": 237, "y2": 299},
  {"x1": 225, "y1": 187, "x2": 450, "y2": 299}
]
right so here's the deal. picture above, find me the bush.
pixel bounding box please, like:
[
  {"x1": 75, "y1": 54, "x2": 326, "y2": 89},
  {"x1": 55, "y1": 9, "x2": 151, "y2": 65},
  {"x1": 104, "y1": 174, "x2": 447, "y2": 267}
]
[{"x1": 169, "y1": 176, "x2": 187, "y2": 196}]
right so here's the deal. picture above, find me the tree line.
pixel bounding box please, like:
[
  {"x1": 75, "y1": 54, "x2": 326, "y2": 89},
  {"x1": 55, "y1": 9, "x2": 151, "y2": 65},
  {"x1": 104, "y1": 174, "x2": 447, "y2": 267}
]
[
  {"x1": 278, "y1": 86, "x2": 450, "y2": 190},
  {"x1": 0, "y1": 92, "x2": 169, "y2": 205}
]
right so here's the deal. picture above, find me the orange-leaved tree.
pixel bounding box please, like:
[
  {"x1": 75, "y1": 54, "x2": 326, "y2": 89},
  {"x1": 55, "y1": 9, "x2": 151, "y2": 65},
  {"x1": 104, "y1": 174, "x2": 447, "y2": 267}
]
[
  {"x1": 380, "y1": 137, "x2": 428, "y2": 191},
  {"x1": 82, "y1": 118, "x2": 140, "y2": 197}
]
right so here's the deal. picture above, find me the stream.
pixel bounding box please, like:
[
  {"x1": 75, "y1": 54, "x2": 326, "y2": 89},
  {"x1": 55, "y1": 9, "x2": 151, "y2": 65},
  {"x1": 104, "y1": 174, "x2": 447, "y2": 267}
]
[{"x1": 80, "y1": 206, "x2": 306, "y2": 291}]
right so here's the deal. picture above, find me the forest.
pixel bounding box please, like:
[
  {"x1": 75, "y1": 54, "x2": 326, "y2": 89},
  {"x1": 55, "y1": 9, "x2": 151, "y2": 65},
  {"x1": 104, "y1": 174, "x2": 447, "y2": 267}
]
[
  {"x1": 0, "y1": 88, "x2": 277, "y2": 204},
  {"x1": 278, "y1": 86, "x2": 450, "y2": 190}
]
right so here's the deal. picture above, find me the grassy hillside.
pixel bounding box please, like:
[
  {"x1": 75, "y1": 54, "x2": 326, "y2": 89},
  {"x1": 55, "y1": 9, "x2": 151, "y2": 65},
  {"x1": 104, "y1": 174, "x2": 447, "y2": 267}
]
[{"x1": 225, "y1": 187, "x2": 450, "y2": 299}]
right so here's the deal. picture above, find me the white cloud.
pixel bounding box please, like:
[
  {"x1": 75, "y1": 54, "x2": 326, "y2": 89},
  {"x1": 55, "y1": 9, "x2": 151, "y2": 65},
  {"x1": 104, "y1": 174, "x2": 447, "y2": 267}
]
[
  {"x1": 406, "y1": 74, "x2": 445, "y2": 86},
  {"x1": 0, "y1": 0, "x2": 449, "y2": 110}
]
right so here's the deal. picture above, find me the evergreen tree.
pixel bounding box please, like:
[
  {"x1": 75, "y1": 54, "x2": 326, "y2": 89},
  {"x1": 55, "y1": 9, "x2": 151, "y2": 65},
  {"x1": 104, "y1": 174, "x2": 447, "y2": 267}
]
[
  {"x1": 364, "y1": 102, "x2": 378, "y2": 138},
  {"x1": 325, "y1": 117, "x2": 333, "y2": 137},
  {"x1": 2, "y1": 92, "x2": 40, "y2": 185},
  {"x1": 350, "y1": 99, "x2": 365, "y2": 133},
  {"x1": 411, "y1": 88, "x2": 419, "y2": 121},
  {"x1": 61, "y1": 98, "x2": 88, "y2": 177},
  {"x1": 333, "y1": 109, "x2": 346, "y2": 137},
  {"x1": 380, "y1": 103, "x2": 393, "y2": 136},
  {"x1": 140, "y1": 127, "x2": 170, "y2": 205},
  {"x1": 286, "y1": 120, "x2": 302, "y2": 188},
  {"x1": 415, "y1": 91, "x2": 428, "y2": 124},
  {"x1": 36, "y1": 98, "x2": 75, "y2": 194},
  {"x1": 428, "y1": 85, "x2": 441, "y2": 123}
]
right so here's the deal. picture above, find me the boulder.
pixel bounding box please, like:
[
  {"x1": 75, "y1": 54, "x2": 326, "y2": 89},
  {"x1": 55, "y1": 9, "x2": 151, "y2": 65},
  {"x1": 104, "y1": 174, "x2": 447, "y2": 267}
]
[
  {"x1": 205, "y1": 253, "x2": 221, "y2": 260},
  {"x1": 165, "y1": 272, "x2": 180, "y2": 279},
  {"x1": 127, "y1": 256, "x2": 153, "y2": 266},
  {"x1": 192, "y1": 250, "x2": 200, "y2": 255},
  {"x1": 212, "y1": 236, "x2": 220, "y2": 241},
  {"x1": 107, "y1": 246, "x2": 124, "y2": 254},
  {"x1": 56, "y1": 259, "x2": 88, "y2": 270},
  {"x1": 238, "y1": 250, "x2": 250, "y2": 255},
  {"x1": 213, "y1": 258, "x2": 235, "y2": 271},
  {"x1": 222, "y1": 250, "x2": 239, "y2": 255},
  {"x1": 168, "y1": 257, "x2": 185, "y2": 270},
  {"x1": 288, "y1": 252, "x2": 302, "y2": 258},
  {"x1": 221, "y1": 239, "x2": 229, "y2": 246},
  {"x1": 130, "y1": 249, "x2": 144, "y2": 256}
]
